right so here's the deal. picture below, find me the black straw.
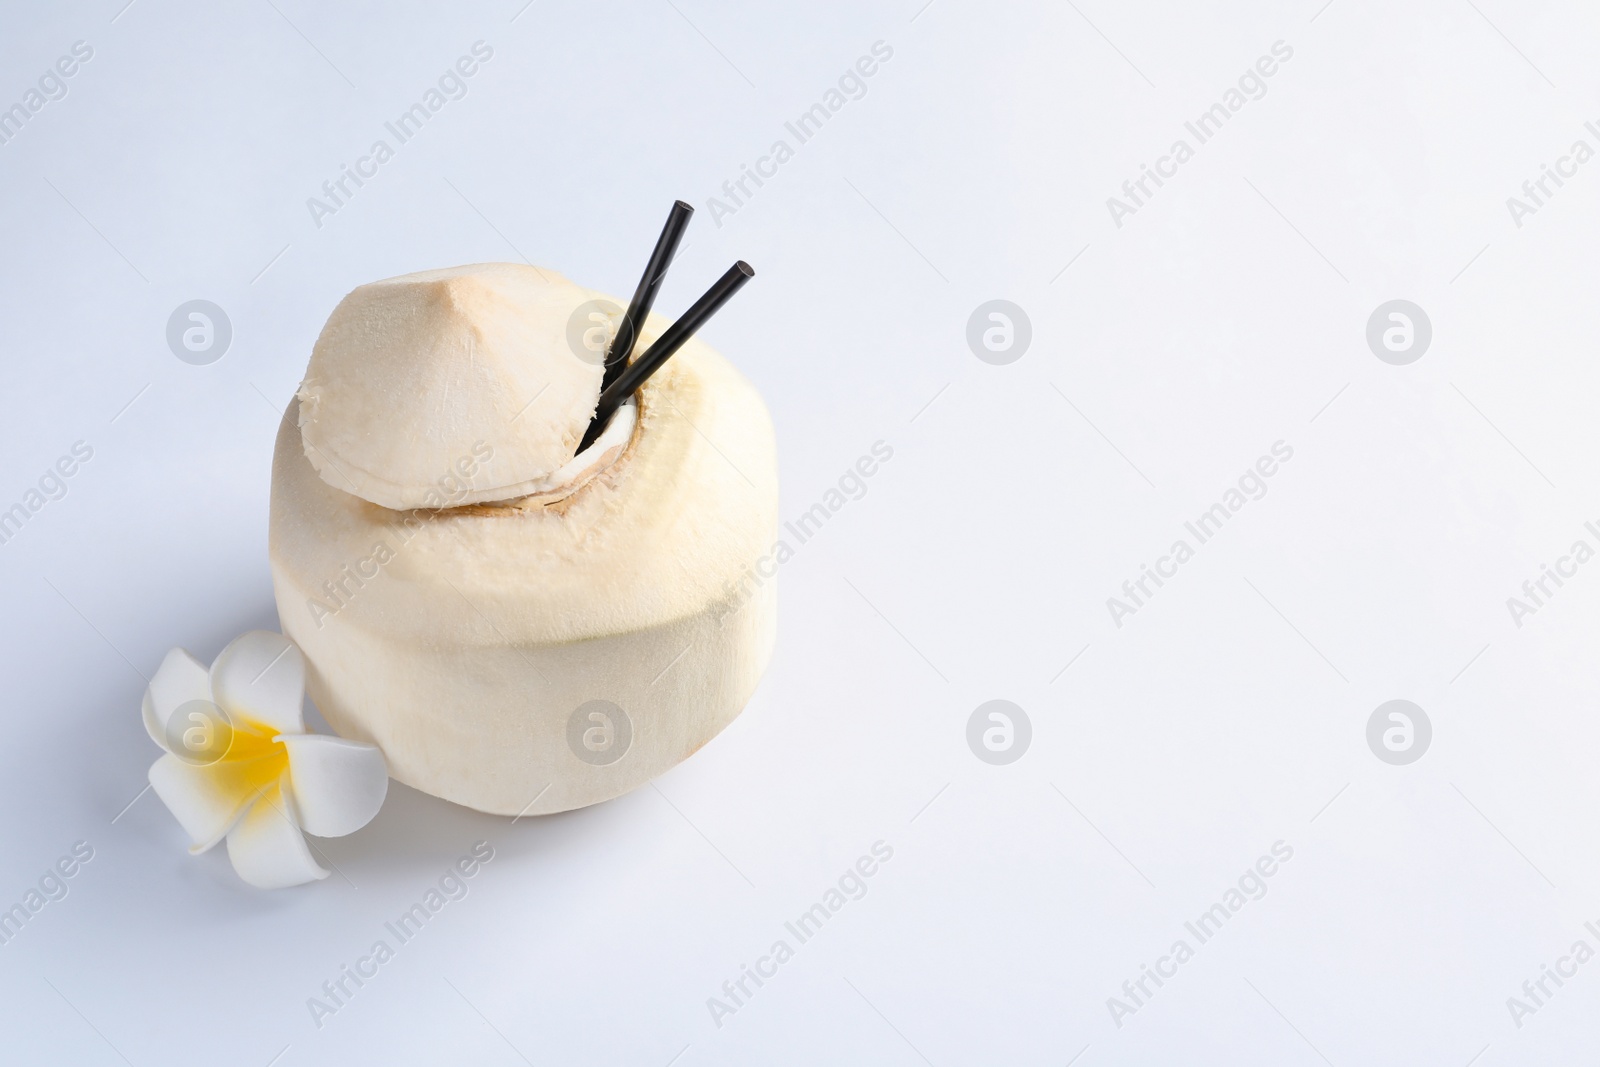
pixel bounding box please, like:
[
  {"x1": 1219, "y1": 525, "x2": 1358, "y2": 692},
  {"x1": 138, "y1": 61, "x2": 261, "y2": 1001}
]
[
  {"x1": 578, "y1": 261, "x2": 754, "y2": 452},
  {"x1": 600, "y1": 201, "x2": 694, "y2": 396}
]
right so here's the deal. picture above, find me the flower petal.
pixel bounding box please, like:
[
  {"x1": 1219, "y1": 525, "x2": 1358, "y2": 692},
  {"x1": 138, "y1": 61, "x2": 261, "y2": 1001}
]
[
  {"x1": 279, "y1": 734, "x2": 389, "y2": 838},
  {"x1": 225, "y1": 779, "x2": 329, "y2": 889},
  {"x1": 148, "y1": 754, "x2": 255, "y2": 853},
  {"x1": 142, "y1": 648, "x2": 212, "y2": 752},
  {"x1": 211, "y1": 631, "x2": 305, "y2": 735}
]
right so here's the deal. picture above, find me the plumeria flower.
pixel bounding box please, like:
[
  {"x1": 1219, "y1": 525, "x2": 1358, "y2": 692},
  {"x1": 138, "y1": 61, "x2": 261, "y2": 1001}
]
[{"x1": 142, "y1": 631, "x2": 388, "y2": 889}]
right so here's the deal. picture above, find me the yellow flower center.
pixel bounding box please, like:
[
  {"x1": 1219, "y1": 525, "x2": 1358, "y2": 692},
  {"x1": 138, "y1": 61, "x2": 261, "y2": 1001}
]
[{"x1": 211, "y1": 718, "x2": 291, "y2": 802}]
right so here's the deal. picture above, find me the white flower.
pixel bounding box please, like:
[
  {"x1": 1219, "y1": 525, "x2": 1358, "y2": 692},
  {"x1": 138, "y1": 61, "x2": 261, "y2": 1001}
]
[{"x1": 142, "y1": 631, "x2": 388, "y2": 889}]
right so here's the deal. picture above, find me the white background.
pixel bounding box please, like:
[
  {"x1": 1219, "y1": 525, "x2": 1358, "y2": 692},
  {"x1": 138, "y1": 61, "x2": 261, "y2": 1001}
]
[{"x1": 3, "y1": 0, "x2": 1599, "y2": 1063}]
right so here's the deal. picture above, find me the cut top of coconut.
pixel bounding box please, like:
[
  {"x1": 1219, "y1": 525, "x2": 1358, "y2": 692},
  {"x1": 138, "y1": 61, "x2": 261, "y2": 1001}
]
[{"x1": 297, "y1": 262, "x2": 612, "y2": 511}]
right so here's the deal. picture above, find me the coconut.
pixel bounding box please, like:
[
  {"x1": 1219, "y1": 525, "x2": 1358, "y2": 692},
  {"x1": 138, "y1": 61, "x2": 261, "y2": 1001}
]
[{"x1": 268, "y1": 263, "x2": 777, "y2": 815}]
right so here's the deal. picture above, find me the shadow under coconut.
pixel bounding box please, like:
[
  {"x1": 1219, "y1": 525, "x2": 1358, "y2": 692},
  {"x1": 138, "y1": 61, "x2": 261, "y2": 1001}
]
[{"x1": 302, "y1": 745, "x2": 652, "y2": 886}]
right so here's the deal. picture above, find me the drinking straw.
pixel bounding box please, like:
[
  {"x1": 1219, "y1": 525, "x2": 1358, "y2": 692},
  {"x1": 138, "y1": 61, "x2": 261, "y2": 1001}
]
[
  {"x1": 601, "y1": 200, "x2": 695, "y2": 395},
  {"x1": 578, "y1": 261, "x2": 754, "y2": 452}
]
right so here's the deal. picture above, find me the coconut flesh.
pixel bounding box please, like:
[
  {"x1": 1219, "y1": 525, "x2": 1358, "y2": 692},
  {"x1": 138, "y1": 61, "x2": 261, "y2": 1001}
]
[{"x1": 268, "y1": 263, "x2": 777, "y2": 815}]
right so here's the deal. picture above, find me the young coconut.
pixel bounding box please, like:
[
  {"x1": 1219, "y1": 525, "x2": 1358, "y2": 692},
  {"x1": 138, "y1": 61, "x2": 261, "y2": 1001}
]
[{"x1": 268, "y1": 262, "x2": 777, "y2": 816}]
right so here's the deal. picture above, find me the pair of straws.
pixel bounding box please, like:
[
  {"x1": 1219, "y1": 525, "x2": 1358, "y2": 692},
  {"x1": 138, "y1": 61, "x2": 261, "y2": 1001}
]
[{"x1": 577, "y1": 201, "x2": 753, "y2": 452}]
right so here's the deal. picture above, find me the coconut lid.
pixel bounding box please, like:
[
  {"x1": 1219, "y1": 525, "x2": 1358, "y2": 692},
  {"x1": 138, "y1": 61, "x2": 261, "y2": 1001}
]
[{"x1": 296, "y1": 262, "x2": 614, "y2": 511}]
